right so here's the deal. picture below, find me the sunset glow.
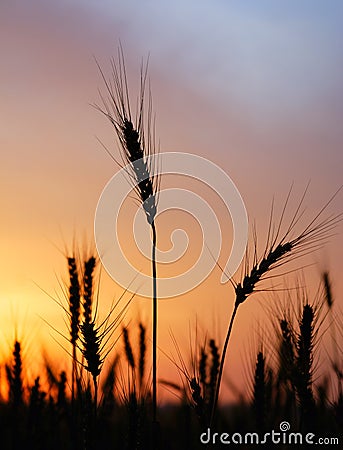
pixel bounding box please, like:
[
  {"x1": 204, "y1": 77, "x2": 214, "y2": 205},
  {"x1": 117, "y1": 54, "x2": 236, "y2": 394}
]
[{"x1": 1, "y1": 0, "x2": 343, "y2": 415}]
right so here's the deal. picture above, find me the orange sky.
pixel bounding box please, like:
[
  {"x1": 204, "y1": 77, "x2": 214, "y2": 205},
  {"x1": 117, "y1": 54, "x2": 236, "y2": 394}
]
[{"x1": 1, "y1": 0, "x2": 342, "y2": 403}]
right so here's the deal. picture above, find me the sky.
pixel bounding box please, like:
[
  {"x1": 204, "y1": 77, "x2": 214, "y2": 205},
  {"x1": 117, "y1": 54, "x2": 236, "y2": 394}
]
[{"x1": 1, "y1": 0, "x2": 342, "y2": 402}]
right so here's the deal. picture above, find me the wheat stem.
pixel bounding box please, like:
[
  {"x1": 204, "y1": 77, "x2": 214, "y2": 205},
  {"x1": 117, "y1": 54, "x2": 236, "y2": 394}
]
[
  {"x1": 151, "y1": 220, "x2": 158, "y2": 425},
  {"x1": 210, "y1": 303, "x2": 238, "y2": 426}
]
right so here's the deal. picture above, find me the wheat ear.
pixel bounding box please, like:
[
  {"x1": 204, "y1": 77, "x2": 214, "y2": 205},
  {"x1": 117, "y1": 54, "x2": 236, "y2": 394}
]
[
  {"x1": 67, "y1": 256, "x2": 81, "y2": 402},
  {"x1": 6, "y1": 340, "x2": 24, "y2": 408},
  {"x1": 295, "y1": 304, "x2": 315, "y2": 430}
]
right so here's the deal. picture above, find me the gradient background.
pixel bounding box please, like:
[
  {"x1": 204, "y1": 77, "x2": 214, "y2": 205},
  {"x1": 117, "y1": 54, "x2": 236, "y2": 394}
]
[{"x1": 1, "y1": 0, "x2": 342, "y2": 402}]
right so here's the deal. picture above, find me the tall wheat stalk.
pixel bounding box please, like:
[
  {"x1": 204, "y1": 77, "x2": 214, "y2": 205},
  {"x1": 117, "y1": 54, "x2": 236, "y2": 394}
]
[
  {"x1": 95, "y1": 48, "x2": 160, "y2": 429},
  {"x1": 210, "y1": 187, "x2": 342, "y2": 425}
]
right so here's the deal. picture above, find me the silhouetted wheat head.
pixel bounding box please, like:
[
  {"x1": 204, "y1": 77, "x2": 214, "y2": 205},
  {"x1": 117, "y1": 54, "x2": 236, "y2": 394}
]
[
  {"x1": 295, "y1": 303, "x2": 315, "y2": 430},
  {"x1": 67, "y1": 256, "x2": 81, "y2": 403},
  {"x1": 138, "y1": 322, "x2": 147, "y2": 391},
  {"x1": 252, "y1": 351, "x2": 267, "y2": 433},
  {"x1": 68, "y1": 256, "x2": 81, "y2": 348},
  {"x1": 164, "y1": 329, "x2": 221, "y2": 429},
  {"x1": 123, "y1": 326, "x2": 136, "y2": 372},
  {"x1": 113, "y1": 322, "x2": 151, "y2": 449},
  {"x1": 100, "y1": 357, "x2": 118, "y2": 417},
  {"x1": 322, "y1": 271, "x2": 343, "y2": 401},
  {"x1": 94, "y1": 47, "x2": 159, "y2": 226},
  {"x1": 6, "y1": 340, "x2": 24, "y2": 408},
  {"x1": 78, "y1": 257, "x2": 131, "y2": 398},
  {"x1": 117, "y1": 322, "x2": 150, "y2": 402}
]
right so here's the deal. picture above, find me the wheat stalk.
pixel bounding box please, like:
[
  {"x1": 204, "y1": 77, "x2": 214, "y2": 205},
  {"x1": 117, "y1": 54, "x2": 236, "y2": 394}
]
[
  {"x1": 95, "y1": 47, "x2": 160, "y2": 431},
  {"x1": 211, "y1": 186, "x2": 342, "y2": 425}
]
